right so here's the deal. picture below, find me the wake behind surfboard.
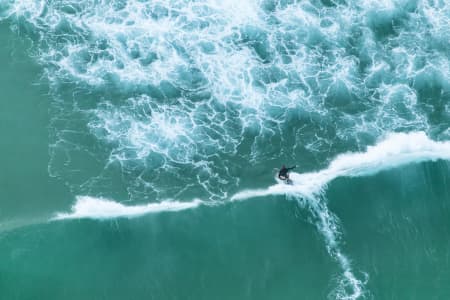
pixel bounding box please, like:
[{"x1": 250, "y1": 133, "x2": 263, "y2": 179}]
[{"x1": 275, "y1": 173, "x2": 294, "y2": 185}]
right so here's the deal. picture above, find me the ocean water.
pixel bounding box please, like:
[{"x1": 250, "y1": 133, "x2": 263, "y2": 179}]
[{"x1": 0, "y1": 0, "x2": 450, "y2": 299}]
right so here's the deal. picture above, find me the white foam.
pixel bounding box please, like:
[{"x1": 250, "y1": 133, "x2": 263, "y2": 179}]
[
  {"x1": 304, "y1": 197, "x2": 364, "y2": 300},
  {"x1": 53, "y1": 196, "x2": 202, "y2": 220},
  {"x1": 232, "y1": 132, "x2": 450, "y2": 201},
  {"x1": 90, "y1": 96, "x2": 197, "y2": 162}
]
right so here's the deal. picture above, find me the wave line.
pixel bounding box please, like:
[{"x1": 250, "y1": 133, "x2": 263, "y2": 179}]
[
  {"x1": 232, "y1": 132, "x2": 450, "y2": 201},
  {"x1": 53, "y1": 196, "x2": 203, "y2": 220}
]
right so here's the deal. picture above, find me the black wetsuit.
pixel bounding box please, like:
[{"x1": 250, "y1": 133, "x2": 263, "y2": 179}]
[{"x1": 278, "y1": 166, "x2": 296, "y2": 180}]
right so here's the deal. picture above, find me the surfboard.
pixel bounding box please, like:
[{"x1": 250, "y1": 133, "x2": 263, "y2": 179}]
[{"x1": 275, "y1": 174, "x2": 293, "y2": 185}]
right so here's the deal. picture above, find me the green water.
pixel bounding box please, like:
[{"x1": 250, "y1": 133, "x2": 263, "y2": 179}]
[
  {"x1": 0, "y1": 24, "x2": 70, "y2": 223},
  {"x1": 1, "y1": 1, "x2": 450, "y2": 299},
  {"x1": 329, "y1": 164, "x2": 450, "y2": 299}
]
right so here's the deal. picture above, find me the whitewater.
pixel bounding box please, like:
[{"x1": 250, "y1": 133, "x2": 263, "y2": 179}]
[{"x1": 1, "y1": 0, "x2": 450, "y2": 299}]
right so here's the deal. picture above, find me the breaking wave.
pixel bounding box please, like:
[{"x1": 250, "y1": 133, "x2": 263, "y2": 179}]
[
  {"x1": 2, "y1": 0, "x2": 450, "y2": 298},
  {"x1": 53, "y1": 196, "x2": 203, "y2": 220},
  {"x1": 232, "y1": 131, "x2": 450, "y2": 200}
]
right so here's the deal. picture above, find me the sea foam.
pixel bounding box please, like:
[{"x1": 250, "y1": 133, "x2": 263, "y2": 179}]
[{"x1": 53, "y1": 196, "x2": 203, "y2": 220}]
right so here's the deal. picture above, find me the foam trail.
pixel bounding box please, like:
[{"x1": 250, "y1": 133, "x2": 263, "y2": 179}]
[
  {"x1": 297, "y1": 195, "x2": 363, "y2": 300},
  {"x1": 232, "y1": 132, "x2": 450, "y2": 201},
  {"x1": 53, "y1": 196, "x2": 203, "y2": 220}
]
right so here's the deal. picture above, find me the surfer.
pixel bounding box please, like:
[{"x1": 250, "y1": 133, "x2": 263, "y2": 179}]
[{"x1": 278, "y1": 165, "x2": 296, "y2": 181}]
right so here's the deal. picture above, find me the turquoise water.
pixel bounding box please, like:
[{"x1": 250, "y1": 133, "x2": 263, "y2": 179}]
[{"x1": 1, "y1": 0, "x2": 450, "y2": 299}]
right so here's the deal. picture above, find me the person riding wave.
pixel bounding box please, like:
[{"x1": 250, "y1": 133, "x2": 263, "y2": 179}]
[{"x1": 278, "y1": 165, "x2": 296, "y2": 181}]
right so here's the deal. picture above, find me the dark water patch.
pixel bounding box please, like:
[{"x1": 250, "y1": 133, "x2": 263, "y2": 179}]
[
  {"x1": 413, "y1": 67, "x2": 450, "y2": 127},
  {"x1": 365, "y1": 8, "x2": 412, "y2": 41},
  {"x1": 324, "y1": 81, "x2": 369, "y2": 114},
  {"x1": 149, "y1": 4, "x2": 169, "y2": 20},
  {"x1": 239, "y1": 25, "x2": 273, "y2": 63},
  {"x1": 138, "y1": 51, "x2": 158, "y2": 66},
  {"x1": 345, "y1": 27, "x2": 373, "y2": 74},
  {"x1": 173, "y1": 66, "x2": 209, "y2": 92},
  {"x1": 260, "y1": 0, "x2": 301, "y2": 14},
  {"x1": 251, "y1": 65, "x2": 287, "y2": 86}
]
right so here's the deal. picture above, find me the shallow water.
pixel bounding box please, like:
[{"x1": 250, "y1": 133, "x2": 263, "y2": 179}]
[{"x1": 1, "y1": 0, "x2": 450, "y2": 299}]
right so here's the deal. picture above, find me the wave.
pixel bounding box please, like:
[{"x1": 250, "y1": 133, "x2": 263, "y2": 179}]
[
  {"x1": 4, "y1": 0, "x2": 449, "y2": 296},
  {"x1": 232, "y1": 132, "x2": 450, "y2": 201},
  {"x1": 53, "y1": 196, "x2": 203, "y2": 220},
  {"x1": 232, "y1": 131, "x2": 450, "y2": 299}
]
